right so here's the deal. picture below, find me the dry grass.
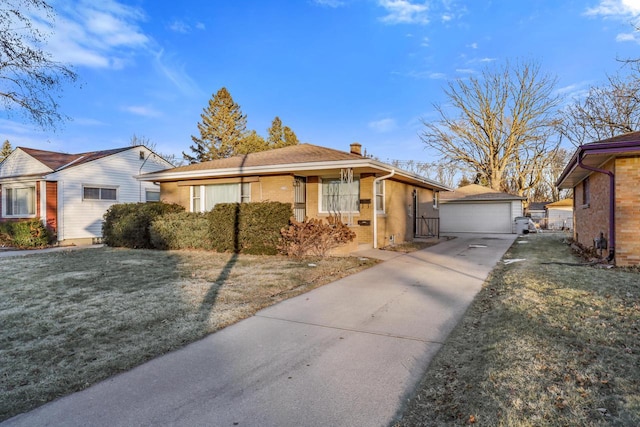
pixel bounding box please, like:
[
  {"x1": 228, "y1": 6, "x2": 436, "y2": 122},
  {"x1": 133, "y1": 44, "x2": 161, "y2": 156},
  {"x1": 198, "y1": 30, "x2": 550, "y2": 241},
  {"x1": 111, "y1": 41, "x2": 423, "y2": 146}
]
[
  {"x1": 0, "y1": 247, "x2": 377, "y2": 421},
  {"x1": 397, "y1": 233, "x2": 640, "y2": 426},
  {"x1": 382, "y1": 239, "x2": 442, "y2": 253}
]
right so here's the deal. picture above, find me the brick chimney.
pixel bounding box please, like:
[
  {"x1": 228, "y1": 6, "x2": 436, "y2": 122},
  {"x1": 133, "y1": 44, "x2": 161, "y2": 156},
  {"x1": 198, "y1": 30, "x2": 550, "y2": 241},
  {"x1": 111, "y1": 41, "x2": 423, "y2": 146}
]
[{"x1": 350, "y1": 142, "x2": 362, "y2": 156}]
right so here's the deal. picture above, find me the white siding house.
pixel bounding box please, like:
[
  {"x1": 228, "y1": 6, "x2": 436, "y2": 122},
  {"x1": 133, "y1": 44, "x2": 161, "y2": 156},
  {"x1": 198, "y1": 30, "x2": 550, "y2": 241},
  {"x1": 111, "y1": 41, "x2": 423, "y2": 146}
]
[
  {"x1": 0, "y1": 146, "x2": 173, "y2": 244},
  {"x1": 545, "y1": 199, "x2": 574, "y2": 230}
]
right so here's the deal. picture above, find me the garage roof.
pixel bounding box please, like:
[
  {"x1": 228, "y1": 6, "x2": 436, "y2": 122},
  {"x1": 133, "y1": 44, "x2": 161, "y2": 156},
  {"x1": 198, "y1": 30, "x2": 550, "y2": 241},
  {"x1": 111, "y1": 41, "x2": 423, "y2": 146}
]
[{"x1": 440, "y1": 184, "x2": 525, "y2": 203}]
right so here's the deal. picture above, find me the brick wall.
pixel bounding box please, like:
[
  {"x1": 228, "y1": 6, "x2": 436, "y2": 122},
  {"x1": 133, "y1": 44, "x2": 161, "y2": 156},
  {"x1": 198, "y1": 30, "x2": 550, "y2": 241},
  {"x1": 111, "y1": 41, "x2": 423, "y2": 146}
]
[
  {"x1": 159, "y1": 182, "x2": 185, "y2": 207},
  {"x1": 573, "y1": 160, "x2": 612, "y2": 252},
  {"x1": 258, "y1": 175, "x2": 295, "y2": 204},
  {"x1": 615, "y1": 156, "x2": 640, "y2": 266}
]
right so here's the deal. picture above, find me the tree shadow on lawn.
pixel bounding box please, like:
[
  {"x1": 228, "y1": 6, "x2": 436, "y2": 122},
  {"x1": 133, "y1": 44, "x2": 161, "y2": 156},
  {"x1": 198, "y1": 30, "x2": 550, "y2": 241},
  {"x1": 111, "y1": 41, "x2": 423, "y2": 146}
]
[{"x1": 0, "y1": 205, "x2": 247, "y2": 422}]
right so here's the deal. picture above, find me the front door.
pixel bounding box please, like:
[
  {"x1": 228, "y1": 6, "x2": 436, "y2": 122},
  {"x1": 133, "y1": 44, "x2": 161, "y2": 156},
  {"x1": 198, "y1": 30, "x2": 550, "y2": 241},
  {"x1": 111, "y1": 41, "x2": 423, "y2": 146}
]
[{"x1": 294, "y1": 176, "x2": 306, "y2": 222}]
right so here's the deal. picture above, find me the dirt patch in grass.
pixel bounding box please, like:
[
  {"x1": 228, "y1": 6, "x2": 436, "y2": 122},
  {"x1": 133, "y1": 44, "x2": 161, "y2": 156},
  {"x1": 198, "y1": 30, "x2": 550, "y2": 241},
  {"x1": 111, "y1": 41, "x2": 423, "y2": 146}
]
[
  {"x1": 0, "y1": 247, "x2": 377, "y2": 421},
  {"x1": 382, "y1": 238, "x2": 445, "y2": 253},
  {"x1": 396, "y1": 233, "x2": 639, "y2": 426}
]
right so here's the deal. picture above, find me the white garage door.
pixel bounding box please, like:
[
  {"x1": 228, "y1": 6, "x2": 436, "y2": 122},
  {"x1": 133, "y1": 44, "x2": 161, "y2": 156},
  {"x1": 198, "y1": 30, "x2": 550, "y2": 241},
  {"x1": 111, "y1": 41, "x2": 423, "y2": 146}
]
[{"x1": 440, "y1": 202, "x2": 512, "y2": 233}]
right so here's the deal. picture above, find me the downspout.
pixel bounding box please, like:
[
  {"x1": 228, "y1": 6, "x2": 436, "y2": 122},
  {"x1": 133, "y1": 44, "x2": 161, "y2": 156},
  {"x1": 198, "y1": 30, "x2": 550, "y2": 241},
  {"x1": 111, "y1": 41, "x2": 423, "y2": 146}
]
[
  {"x1": 372, "y1": 169, "x2": 394, "y2": 249},
  {"x1": 138, "y1": 151, "x2": 151, "y2": 202},
  {"x1": 577, "y1": 148, "x2": 615, "y2": 262}
]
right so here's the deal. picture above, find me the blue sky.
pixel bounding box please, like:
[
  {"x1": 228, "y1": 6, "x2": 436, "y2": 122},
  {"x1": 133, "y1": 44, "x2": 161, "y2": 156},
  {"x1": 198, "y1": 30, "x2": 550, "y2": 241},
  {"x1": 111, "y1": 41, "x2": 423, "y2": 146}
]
[{"x1": 3, "y1": 0, "x2": 640, "y2": 164}]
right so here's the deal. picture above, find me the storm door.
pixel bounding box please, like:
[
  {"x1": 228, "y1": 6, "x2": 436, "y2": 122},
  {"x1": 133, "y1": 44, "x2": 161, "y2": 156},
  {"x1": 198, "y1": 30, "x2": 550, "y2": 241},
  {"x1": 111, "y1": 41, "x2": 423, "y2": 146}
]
[{"x1": 293, "y1": 176, "x2": 306, "y2": 222}]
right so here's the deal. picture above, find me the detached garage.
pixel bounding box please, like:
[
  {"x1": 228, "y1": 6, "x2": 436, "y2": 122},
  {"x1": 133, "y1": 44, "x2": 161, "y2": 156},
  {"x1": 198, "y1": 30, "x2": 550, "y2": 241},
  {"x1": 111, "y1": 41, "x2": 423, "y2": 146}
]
[{"x1": 439, "y1": 184, "x2": 525, "y2": 234}]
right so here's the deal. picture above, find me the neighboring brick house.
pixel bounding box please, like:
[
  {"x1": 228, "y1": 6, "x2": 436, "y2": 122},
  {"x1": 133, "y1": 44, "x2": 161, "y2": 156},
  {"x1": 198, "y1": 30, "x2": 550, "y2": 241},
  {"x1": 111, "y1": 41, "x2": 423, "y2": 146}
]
[
  {"x1": 0, "y1": 146, "x2": 173, "y2": 245},
  {"x1": 556, "y1": 132, "x2": 640, "y2": 266},
  {"x1": 139, "y1": 143, "x2": 451, "y2": 251}
]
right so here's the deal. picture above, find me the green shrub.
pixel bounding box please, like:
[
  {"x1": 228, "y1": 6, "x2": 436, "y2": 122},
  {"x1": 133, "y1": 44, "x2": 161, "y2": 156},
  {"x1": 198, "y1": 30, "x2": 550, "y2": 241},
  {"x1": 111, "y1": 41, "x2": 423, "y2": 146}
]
[
  {"x1": 103, "y1": 202, "x2": 184, "y2": 248},
  {"x1": 0, "y1": 219, "x2": 52, "y2": 248},
  {"x1": 208, "y1": 202, "x2": 292, "y2": 254},
  {"x1": 149, "y1": 212, "x2": 212, "y2": 250}
]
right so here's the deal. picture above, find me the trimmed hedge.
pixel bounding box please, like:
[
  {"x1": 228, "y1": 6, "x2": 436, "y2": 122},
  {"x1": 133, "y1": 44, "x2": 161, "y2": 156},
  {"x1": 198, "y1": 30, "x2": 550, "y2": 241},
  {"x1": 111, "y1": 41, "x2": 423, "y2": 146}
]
[
  {"x1": 102, "y1": 202, "x2": 185, "y2": 248},
  {"x1": 0, "y1": 219, "x2": 52, "y2": 248},
  {"x1": 149, "y1": 212, "x2": 212, "y2": 250},
  {"x1": 209, "y1": 202, "x2": 292, "y2": 255},
  {"x1": 104, "y1": 201, "x2": 292, "y2": 254}
]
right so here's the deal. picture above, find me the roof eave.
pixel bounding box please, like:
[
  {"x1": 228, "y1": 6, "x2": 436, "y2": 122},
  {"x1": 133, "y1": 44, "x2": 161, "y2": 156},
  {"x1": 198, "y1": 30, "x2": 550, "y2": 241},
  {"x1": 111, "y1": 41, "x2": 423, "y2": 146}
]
[{"x1": 139, "y1": 158, "x2": 453, "y2": 191}]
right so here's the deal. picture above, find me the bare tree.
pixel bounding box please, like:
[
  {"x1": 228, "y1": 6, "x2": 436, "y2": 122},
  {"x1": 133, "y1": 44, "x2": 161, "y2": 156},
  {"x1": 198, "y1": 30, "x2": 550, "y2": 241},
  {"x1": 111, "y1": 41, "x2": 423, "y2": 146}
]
[
  {"x1": 130, "y1": 134, "x2": 181, "y2": 166},
  {"x1": 388, "y1": 159, "x2": 461, "y2": 188},
  {"x1": 0, "y1": 0, "x2": 78, "y2": 130},
  {"x1": 529, "y1": 147, "x2": 572, "y2": 201},
  {"x1": 420, "y1": 60, "x2": 563, "y2": 198},
  {"x1": 558, "y1": 73, "x2": 640, "y2": 146}
]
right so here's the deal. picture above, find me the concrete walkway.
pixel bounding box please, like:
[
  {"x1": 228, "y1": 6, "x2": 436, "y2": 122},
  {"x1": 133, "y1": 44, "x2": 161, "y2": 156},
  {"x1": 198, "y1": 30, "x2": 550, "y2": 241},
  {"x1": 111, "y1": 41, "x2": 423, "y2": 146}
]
[
  {"x1": 2, "y1": 234, "x2": 516, "y2": 427},
  {"x1": 0, "y1": 244, "x2": 103, "y2": 258}
]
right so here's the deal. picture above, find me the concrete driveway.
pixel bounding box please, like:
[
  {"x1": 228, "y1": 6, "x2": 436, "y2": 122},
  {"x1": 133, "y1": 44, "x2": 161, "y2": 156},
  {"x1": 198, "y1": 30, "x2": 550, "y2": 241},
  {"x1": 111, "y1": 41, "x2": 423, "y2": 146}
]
[{"x1": 2, "y1": 233, "x2": 516, "y2": 427}]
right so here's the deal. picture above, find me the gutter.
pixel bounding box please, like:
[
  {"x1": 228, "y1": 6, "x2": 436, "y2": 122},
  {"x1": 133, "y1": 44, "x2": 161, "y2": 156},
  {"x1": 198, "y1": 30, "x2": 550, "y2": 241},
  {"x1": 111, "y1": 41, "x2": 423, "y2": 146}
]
[
  {"x1": 372, "y1": 169, "x2": 394, "y2": 249},
  {"x1": 577, "y1": 147, "x2": 615, "y2": 262}
]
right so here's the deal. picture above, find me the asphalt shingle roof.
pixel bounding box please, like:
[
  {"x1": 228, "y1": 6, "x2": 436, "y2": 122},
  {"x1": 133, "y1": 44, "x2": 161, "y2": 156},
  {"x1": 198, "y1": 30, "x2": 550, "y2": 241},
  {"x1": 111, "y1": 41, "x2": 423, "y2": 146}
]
[
  {"x1": 20, "y1": 147, "x2": 132, "y2": 171},
  {"x1": 169, "y1": 144, "x2": 366, "y2": 172},
  {"x1": 440, "y1": 184, "x2": 525, "y2": 201}
]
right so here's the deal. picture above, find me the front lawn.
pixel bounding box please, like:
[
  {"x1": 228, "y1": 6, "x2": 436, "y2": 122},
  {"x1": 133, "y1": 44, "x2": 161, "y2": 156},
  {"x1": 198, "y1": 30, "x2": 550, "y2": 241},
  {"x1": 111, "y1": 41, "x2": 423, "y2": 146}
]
[
  {"x1": 0, "y1": 247, "x2": 376, "y2": 421},
  {"x1": 397, "y1": 233, "x2": 640, "y2": 426}
]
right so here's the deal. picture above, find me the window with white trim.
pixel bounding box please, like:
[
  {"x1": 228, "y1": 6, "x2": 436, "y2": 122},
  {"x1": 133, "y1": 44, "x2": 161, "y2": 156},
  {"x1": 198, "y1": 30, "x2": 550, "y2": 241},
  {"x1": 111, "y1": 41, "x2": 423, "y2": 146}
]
[
  {"x1": 433, "y1": 191, "x2": 439, "y2": 209},
  {"x1": 4, "y1": 185, "x2": 36, "y2": 216},
  {"x1": 83, "y1": 186, "x2": 117, "y2": 201},
  {"x1": 320, "y1": 177, "x2": 360, "y2": 213},
  {"x1": 191, "y1": 183, "x2": 251, "y2": 212},
  {"x1": 145, "y1": 190, "x2": 161, "y2": 202},
  {"x1": 375, "y1": 180, "x2": 385, "y2": 213}
]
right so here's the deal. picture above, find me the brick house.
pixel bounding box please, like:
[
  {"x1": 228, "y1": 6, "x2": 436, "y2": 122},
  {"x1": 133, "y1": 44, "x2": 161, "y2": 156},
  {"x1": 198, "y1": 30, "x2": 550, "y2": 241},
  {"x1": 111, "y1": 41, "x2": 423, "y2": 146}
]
[
  {"x1": 556, "y1": 132, "x2": 640, "y2": 266},
  {"x1": 139, "y1": 143, "x2": 451, "y2": 251}
]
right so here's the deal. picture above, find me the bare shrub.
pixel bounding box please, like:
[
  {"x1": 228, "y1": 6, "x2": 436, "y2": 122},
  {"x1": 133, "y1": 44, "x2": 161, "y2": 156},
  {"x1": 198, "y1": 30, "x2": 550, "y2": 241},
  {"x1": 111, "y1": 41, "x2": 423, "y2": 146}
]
[{"x1": 279, "y1": 216, "x2": 356, "y2": 258}]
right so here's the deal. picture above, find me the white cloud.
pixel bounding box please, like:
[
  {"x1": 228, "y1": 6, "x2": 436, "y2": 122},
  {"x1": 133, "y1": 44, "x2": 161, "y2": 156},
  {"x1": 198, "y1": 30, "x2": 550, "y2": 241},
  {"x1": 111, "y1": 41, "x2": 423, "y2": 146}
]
[
  {"x1": 314, "y1": 0, "x2": 345, "y2": 7},
  {"x1": 153, "y1": 49, "x2": 201, "y2": 97},
  {"x1": 403, "y1": 70, "x2": 447, "y2": 79},
  {"x1": 468, "y1": 42, "x2": 478, "y2": 49},
  {"x1": 455, "y1": 68, "x2": 475, "y2": 74},
  {"x1": 585, "y1": 0, "x2": 640, "y2": 16},
  {"x1": 195, "y1": 22, "x2": 206, "y2": 30},
  {"x1": 616, "y1": 32, "x2": 638, "y2": 41},
  {"x1": 368, "y1": 118, "x2": 397, "y2": 132},
  {"x1": 169, "y1": 20, "x2": 190, "y2": 33},
  {"x1": 585, "y1": 1, "x2": 640, "y2": 42},
  {"x1": 121, "y1": 105, "x2": 162, "y2": 118},
  {"x1": 37, "y1": 0, "x2": 150, "y2": 68},
  {"x1": 421, "y1": 36, "x2": 430, "y2": 46},
  {"x1": 378, "y1": 0, "x2": 430, "y2": 25}
]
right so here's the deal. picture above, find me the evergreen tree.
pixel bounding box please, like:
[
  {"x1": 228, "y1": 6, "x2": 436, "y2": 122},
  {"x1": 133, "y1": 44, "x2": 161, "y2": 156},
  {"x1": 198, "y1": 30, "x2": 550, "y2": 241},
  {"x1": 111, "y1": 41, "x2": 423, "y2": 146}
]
[
  {"x1": 183, "y1": 87, "x2": 247, "y2": 163},
  {"x1": 0, "y1": 140, "x2": 12, "y2": 161},
  {"x1": 266, "y1": 116, "x2": 299, "y2": 149},
  {"x1": 236, "y1": 130, "x2": 268, "y2": 155},
  {"x1": 283, "y1": 125, "x2": 299, "y2": 147}
]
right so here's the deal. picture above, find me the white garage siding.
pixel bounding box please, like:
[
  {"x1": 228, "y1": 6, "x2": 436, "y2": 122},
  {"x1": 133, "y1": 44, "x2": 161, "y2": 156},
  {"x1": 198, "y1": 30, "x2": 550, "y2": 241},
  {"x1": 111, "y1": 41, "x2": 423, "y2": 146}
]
[{"x1": 440, "y1": 201, "x2": 518, "y2": 233}]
